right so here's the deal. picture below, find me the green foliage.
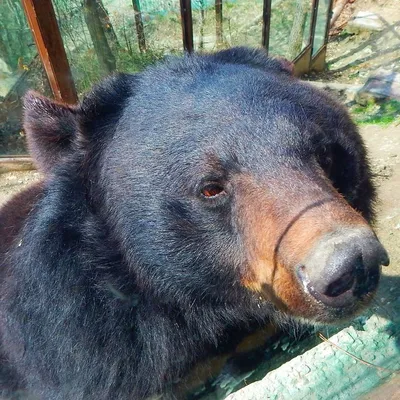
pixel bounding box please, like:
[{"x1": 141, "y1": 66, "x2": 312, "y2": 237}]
[
  {"x1": 351, "y1": 100, "x2": 400, "y2": 126},
  {"x1": 0, "y1": 0, "x2": 36, "y2": 72},
  {"x1": 69, "y1": 47, "x2": 168, "y2": 96},
  {"x1": 116, "y1": 48, "x2": 169, "y2": 72}
]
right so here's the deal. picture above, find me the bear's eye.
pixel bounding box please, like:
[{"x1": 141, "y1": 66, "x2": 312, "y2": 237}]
[{"x1": 201, "y1": 183, "x2": 226, "y2": 198}]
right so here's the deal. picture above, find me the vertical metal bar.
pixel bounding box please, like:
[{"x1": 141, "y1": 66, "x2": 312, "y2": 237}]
[
  {"x1": 310, "y1": 0, "x2": 334, "y2": 70},
  {"x1": 309, "y1": 0, "x2": 320, "y2": 56},
  {"x1": 323, "y1": 0, "x2": 335, "y2": 46},
  {"x1": 21, "y1": 0, "x2": 78, "y2": 104},
  {"x1": 180, "y1": 0, "x2": 194, "y2": 53},
  {"x1": 262, "y1": 0, "x2": 272, "y2": 54},
  {"x1": 215, "y1": 0, "x2": 223, "y2": 47}
]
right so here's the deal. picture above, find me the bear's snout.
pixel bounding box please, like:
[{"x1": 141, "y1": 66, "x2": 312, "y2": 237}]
[{"x1": 297, "y1": 228, "x2": 389, "y2": 308}]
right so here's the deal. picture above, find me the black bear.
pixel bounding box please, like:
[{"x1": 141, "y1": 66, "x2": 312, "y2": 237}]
[{"x1": 0, "y1": 47, "x2": 389, "y2": 399}]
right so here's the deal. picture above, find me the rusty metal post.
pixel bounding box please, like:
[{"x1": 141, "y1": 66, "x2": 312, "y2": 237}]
[
  {"x1": 262, "y1": 0, "x2": 272, "y2": 53},
  {"x1": 21, "y1": 0, "x2": 78, "y2": 104},
  {"x1": 180, "y1": 0, "x2": 194, "y2": 52}
]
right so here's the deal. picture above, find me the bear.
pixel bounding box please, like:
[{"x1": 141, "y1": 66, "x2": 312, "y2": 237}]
[{"x1": 0, "y1": 47, "x2": 389, "y2": 399}]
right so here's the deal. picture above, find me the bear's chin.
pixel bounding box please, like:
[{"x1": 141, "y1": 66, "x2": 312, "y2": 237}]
[{"x1": 284, "y1": 295, "x2": 374, "y2": 325}]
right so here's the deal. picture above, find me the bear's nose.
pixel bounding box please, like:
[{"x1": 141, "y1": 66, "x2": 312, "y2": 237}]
[{"x1": 297, "y1": 228, "x2": 389, "y2": 308}]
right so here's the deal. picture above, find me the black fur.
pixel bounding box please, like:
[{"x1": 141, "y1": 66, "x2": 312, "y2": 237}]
[{"x1": 0, "y1": 48, "x2": 375, "y2": 399}]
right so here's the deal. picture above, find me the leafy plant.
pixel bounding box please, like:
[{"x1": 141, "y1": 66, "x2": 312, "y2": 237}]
[{"x1": 351, "y1": 99, "x2": 400, "y2": 126}]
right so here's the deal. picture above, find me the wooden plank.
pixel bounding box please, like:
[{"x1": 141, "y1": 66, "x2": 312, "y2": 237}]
[
  {"x1": 311, "y1": 45, "x2": 327, "y2": 72},
  {"x1": 21, "y1": 0, "x2": 78, "y2": 104},
  {"x1": 293, "y1": 46, "x2": 312, "y2": 77},
  {"x1": 0, "y1": 156, "x2": 35, "y2": 173}
]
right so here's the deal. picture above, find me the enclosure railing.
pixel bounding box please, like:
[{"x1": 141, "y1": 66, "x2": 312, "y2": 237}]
[{"x1": 0, "y1": 0, "x2": 333, "y2": 159}]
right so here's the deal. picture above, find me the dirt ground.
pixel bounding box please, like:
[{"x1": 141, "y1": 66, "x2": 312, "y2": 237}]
[
  {"x1": 322, "y1": 0, "x2": 400, "y2": 84},
  {"x1": 0, "y1": 169, "x2": 41, "y2": 207},
  {"x1": 367, "y1": 123, "x2": 400, "y2": 266},
  {"x1": 363, "y1": 123, "x2": 400, "y2": 318}
]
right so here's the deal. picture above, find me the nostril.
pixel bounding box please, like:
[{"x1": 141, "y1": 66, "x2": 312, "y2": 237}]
[
  {"x1": 324, "y1": 271, "x2": 355, "y2": 297},
  {"x1": 310, "y1": 245, "x2": 364, "y2": 298},
  {"x1": 297, "y1": 265, "x2": 356, "y2": 308}
]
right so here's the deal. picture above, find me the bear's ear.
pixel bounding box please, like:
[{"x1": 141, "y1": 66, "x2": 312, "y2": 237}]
[
  {"x1": 23, "y1": 91, "x2": 79, "y2": 174},
  {"x1": 79, "y1": 73, "x2": 135, "y2": 140},
  {"x1": 210, "y1": 47, "x2": 294, "y2": 76}
]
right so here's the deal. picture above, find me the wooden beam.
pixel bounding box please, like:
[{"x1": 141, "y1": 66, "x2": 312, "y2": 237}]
[
  {"x1": 293, "y1": 46, "x2": 312, "y2": 77},
  {"x1": 311, "y1": 45, "x2": 327, "y2": 72},
  {"x1": 21, "y1": 0, "x2": 78, "y2": 104},
  {"x1": 0, "y1": 156, "x2": 35, "y2": 173}
]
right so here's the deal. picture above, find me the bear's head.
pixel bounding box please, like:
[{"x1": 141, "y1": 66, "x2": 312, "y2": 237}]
[{"x1": 23, "y1": 48, "x2": 389, "y2": 324}]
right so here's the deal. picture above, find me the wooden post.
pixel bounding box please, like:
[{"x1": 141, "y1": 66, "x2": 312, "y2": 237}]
[{"x1": 21, "y1": 0, "x2": 78, "y2": 104}]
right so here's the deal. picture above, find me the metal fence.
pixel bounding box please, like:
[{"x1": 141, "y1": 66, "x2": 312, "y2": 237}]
[
  {"x1": 22, "y1": 0, "x2": 333, "y2": 105},
  {"x1": 0, "y1": 0, "x2": 333, "y2": 160}
]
